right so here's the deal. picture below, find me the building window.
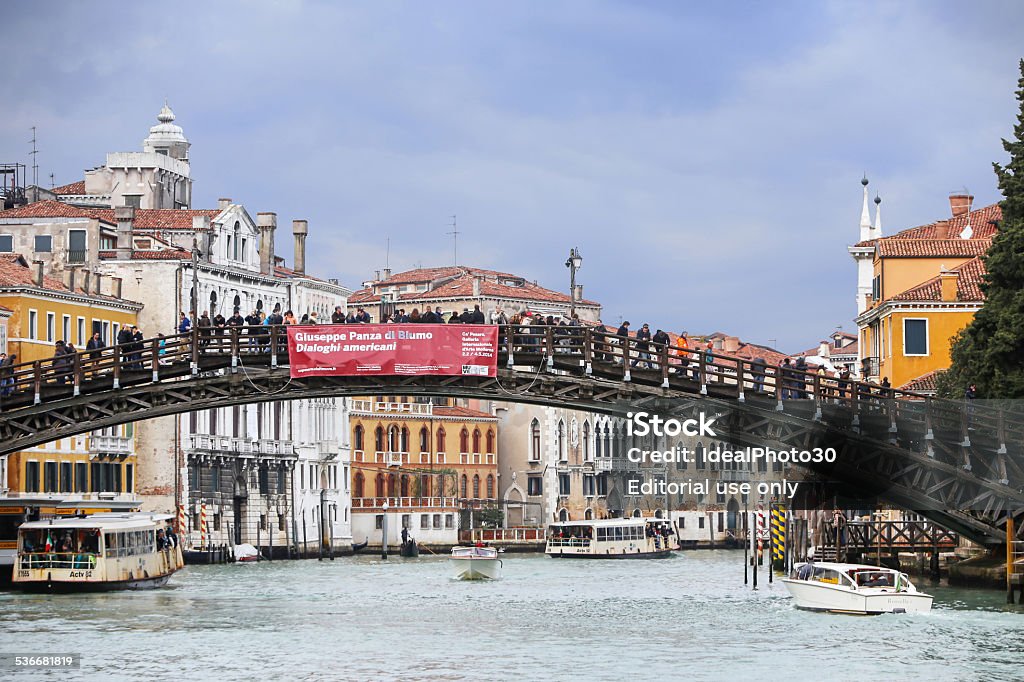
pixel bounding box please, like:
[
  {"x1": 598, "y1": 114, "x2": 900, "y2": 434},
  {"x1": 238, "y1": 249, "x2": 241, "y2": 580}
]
[
  {"x1": 75, "y1": 462, "x2": 87, "y2": 493},
  {"x1": 277, "y1": 468, "x2": 287, "y2": 493},
  {"x1": 420, "y1": 514, "x2": 430, "y2": 530},
  {"x1": 460, "y1": 475, "x2": 467, "y2": 498},
  {"x1": 258, "y1": 465, "x2": 270, "y2": 494},
  {"x1": 529, "y1": 419, "x2": 541, "y2": 461},
  {"x1": 582, "y1": 421, "x2": 591, "y2": 460},
  {"x1": 25, "y1": 461, "x2": 40, "y2": 492},
  {"x1": 0, "y1": 235, "x2": 12, "y2": 252},
  {"x1": 44, "y1": 461, "x2": 58, "y2": 493},
  {"x1": 375, "y1": 426, "x2": 385, "y2": 452},
  {"x1": 527, "y1": 475, "x2": 542, "y2": 496},
  {"x1": 401, "y1": 514, "x2": 411, "y2": 529},
  {"x1": 375, "y1": 515, "x2": 384, "y2": 530},
  {"x1": 59, "y1": 462, "x2": 72, "y2": 492},
  {"x1": 28, "y1": 310, "x2": 37, "y2": 340},
  {"x1": 354, "y1": 424, "x2": 364, "y2": 451},
  {"x1": 472, "y1": 475, "x2": 480, "y2": 498},
  {"x1": 583, "y1": 474, "x2": 595, "y2": 497},
  {"x1": 596, "y1": 473, "x2": 608, "y2": 496},
  {"x1": 486, "y1": 474, "x2": 494, "y2": 498},
  {"x1": 437, "y1": 428, "x2": 446, "y2": 453},
  {"x1": 433, "y1": 514, "x2": 442, "y2": 529},
  {"x1": 68, "y1": 229, "x2": 86, "y2": 263},
  {"x1": 698, "y1": 516, "x2": 705, "y2": 529},
  {"x1": 903, "y1": 318, "x2": 929, "y2": 356},
  {"x1": 459, "y1": 428, "x2": 469, "y2": 453},
  {"x1": 34, "y1": 235, "x2": 52, "y2": 252},
  {"x1": 46, "y1": 312, "x2": 55, "y2": 342},
  {"x1": 77, "y1": 317, "x2": 85, "y2": 345},
  {"x1": 558, "y1": 473, "x2": 570, "y2": 496},
  {"x1": 123, "y1": 195, "x2": 142, "y2": 209},
  {"x1": 62, "y1": 315, "x2": 70, "y2": 343},
  {"x1": 557, "y1": 421, "x2": 566, "y2": 461},
  {"x1": 472, "y1": 429, "x2": 481, "y2": 453},
  {"x1": 445, "y1": 514, "x2": 454, "y2": 529},
  {"x1": 419, "y1": 427, "x2": 429, "y2": 452},
  {"x1": 354, "y1": 473, "x2": 364, "y2": 498},
  {"x1": 126, "y1": 464, "x2": 134, "y2": 493}
]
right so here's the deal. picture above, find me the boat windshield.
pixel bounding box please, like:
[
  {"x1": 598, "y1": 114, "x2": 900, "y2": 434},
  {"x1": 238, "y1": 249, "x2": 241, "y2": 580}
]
[
  {"x1": 852, "y1": 569, "x2": 897, "y2": 588},
  {"x1": 19, "y1": 527, "x2": 101, "y2": 570}
]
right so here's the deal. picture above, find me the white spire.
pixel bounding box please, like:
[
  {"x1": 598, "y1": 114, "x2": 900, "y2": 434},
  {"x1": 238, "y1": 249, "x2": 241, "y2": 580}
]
[
  {"x1": 859, "y1": 175, "x2": 872, "y2": 241},
  {"x1": 872, "y1": 194, "x2": 882, "y2": 237}
]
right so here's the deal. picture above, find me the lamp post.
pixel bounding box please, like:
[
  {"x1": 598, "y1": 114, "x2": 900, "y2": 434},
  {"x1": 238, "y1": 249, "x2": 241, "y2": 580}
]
[{"x1": 565, "y1": 247, "x2": 582, "y2": 318}]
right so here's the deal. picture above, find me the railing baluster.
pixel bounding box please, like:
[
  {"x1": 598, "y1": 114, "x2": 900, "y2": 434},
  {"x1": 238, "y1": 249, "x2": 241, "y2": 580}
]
[
  {"x1": 505, "y1": 324, "x2": 515, "y2": 367},
  {"x1": 191, "y1": 328, "x2": 200, "y2": 375},
  {"x1": 72, "y1": 352, "x2": 82, "y2": 397},
  {"x1": 32, "y1": 360, "x2": 42, "y2": 404},
  {"x1": 151, "y1": 338, "x2": 160, "y2": 382},
  {"x1": 622, "y1": 335, "x2": 631, "y2": 383},
  {"x1": 231, "y1": 327, "x2": 240, "y2": 369},
  {"x1": 583, "y1": 328, "x2": 593, "y2": 375},
  {"x1": 270, "y1": 325, "x2": 279, "y2": 368},
  {"x1": 112, "y1": 347, "x2": 121, "y2": 390}
]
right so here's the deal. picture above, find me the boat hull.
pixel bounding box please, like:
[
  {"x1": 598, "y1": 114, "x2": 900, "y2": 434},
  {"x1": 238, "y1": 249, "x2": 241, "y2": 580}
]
[
  {"x1": 449, "y1": 558, "x2": 501, "y2": 580},
  {"x1": 14, "y1": 573, "x2": 173, "y2": 593},
  {"x1": 548, "y1": 549, "x2": 674, "y2": 559},
  {"x1": 782, "y1": 579, "x2": 933, "y2": 614}
]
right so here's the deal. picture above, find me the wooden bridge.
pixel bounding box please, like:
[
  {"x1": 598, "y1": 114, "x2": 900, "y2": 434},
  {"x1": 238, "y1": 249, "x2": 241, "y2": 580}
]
[{"x1": 0, "y1": 323, "x2": 1022, "y2": 546}]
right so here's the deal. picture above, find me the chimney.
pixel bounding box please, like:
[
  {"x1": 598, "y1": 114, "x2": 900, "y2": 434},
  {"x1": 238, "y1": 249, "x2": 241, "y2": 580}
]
[
  {"x1": 939, "y1": 269, "x2": 959, "y2": 302},
  {"x1": 115, "y1": 206, "x2": 135, "y2": 259},
  {"x1": 723, "y1": 336, "x2": 740, "y2": 353},
  {"x1": 192, "y1": 215, "x2": 212, "y2": 261},
  {"x1": 112, "y1": 276, "x2": 123, "y2": 299},
  {"x1": 257, "y1": 212, "x2": 277, "y2": 276},
  {"x1": 949, "y1": 194, "x2": 973, "y2": 218},
  {"x1": 472, "y1": 276, "x2": 481, "y2": 297},
  {"x1": 218, "y1": 198, "x2": 232, "y2": 210},
  {"x1": 292, "y1": 219, "x2": 308, "y2": 276},
  {"x1": 94, "y1": 272, "x2": 103, "y2": 296},
  {"x1": 33, "y1": 260, "x2": 44, "y2": 288},
  {"x1": 82, "y1": 270, "x2": 91, "y2": 295},
  {"x1": 381, "y1": 268, "x2": 392, "y2": 280},
  {"x1": 67, "y1": 268, "x2": 76, "y2": 293},
  {"x1": 935, "y1": 220, "x2": 951, "y2": 239}
]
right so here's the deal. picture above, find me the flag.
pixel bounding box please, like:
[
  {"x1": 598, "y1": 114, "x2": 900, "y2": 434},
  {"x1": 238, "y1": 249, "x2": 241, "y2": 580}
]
[{"x1": 44, "y1": 533, "x2": 53, "y2": 552}]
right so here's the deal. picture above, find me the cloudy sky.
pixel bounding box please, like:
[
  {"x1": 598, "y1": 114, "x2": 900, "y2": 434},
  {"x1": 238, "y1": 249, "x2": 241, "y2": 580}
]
[{"x1": 1, "y1": 1, "x2": 1021, "y2": 350}]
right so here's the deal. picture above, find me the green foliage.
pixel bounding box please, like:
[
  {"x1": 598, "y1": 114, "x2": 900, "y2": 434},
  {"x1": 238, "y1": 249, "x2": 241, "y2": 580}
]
[
  {"x1": 476, "y1": 507, "x2": 504, "y2": 528},
  {"x1": 941, "y1": 60, "x2": 1024, "y2": 399}
]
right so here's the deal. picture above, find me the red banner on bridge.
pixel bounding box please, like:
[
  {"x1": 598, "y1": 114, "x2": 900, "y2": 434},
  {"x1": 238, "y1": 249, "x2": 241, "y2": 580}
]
[{"x1": 286, "y1": 324, "x2": 498, "y2": 378}]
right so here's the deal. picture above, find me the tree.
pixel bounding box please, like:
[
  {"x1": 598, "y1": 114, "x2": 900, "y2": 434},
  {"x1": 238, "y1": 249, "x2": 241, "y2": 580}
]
[{"x1": 939, "y1": 60, "x2": 1024, "y2": 399}]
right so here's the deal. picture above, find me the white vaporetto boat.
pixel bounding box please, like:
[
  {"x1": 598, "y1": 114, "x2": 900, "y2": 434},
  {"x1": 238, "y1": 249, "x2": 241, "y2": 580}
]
[
  {"x1": 545, "y1": 518, "x2": 679, "y2": 558},
  {"x1": 12, "y1": 513, "x2": 184, "y2": 592},
  {"x1": 782, "y1": 561, "x2": 933, "y2": 614},
  {"x1": 450, "y1": 545, "x2": 502, "y2": 580}
]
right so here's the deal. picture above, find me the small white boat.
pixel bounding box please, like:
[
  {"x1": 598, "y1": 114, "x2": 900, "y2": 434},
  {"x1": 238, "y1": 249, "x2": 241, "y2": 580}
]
[
  {"x1": 234, "y1": 543, "x2": 260, "y2": 562},
  {"x1": 782, "y1": 561, "x2": 933, "y2": 614},
  {"x1": 450, "y1": 545, "x2": 502, "y2": 580}
]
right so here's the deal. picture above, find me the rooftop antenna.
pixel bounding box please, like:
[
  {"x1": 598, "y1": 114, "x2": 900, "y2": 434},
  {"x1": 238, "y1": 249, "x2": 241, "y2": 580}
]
[
  {"x1": 49, "y1": 172, "x2": 54, "y2": 189},
  {"x1": 29, "y1": 126, "x2": 38, "y2": 189},
  {"x1": 447, "y1": 215, "x2": 459, "y2": 266},
  {"x1": 385, "y1": 237, "x2": 390, "y2": 269}
]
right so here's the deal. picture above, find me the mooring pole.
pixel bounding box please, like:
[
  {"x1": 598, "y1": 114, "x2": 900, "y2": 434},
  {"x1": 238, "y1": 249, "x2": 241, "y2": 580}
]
[
  {"x1": 744, "y1": 505, "x2": 749, "y2": 585},
  {"x1": 382, "y1": 501, "x2": 389, "y2": 560},
  {"x1": 751, "y1": 511, "x2": 758, "y2": 590},
  {"x1": 1008, "y1": 517, "x2": 1016, "y2": 604}
]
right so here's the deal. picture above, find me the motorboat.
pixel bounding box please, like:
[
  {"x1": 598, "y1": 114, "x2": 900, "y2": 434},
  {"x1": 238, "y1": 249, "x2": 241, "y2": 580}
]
[
  {"x1": 782, "y1": 561, "x2": 933, "y2": 614},
  {"x1": 545, "y1": 518, "x2": 679, "y2": 558},
  {"x1": 234, "y1": 543, "x2": 260, "y2": 562},
  {"x1": 12, "y1": 513, "x2": 183, "y2": 592},
  {"x1": 450, "y1": 545, "x2": 501, "y2": 580}
]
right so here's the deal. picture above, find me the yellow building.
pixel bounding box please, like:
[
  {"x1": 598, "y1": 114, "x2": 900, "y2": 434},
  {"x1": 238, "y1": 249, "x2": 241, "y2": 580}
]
[
  {"x1": 851, "y1": 195, "x2": 1000, "y2": 392},
  {"x1": 0, "y1": 253, "x2": 142, "y2": 496}
]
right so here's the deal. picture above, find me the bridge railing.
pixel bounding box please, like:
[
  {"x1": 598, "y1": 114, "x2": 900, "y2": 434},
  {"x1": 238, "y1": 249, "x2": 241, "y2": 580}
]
[
  {"x1": 0, "y1": 323, "x2": 1019, "y2": 446},
  {"x1": 825, "y1": 520, "x2": 959, "y2": 551}
]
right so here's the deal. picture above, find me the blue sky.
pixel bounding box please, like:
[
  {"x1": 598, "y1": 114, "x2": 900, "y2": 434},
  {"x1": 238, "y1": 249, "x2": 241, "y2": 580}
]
[{"x1": 1, "y1": 1, "x2": 1021, "y2": 350}]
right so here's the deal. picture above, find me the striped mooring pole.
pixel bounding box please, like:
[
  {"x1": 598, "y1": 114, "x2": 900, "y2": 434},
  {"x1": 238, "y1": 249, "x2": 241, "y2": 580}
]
[
  {"x1": 200, "y1": 502, "x2": 208, "y2": 550},
  {"x1": 770, "y1": 503, "x2": 786, "y2": 570}
]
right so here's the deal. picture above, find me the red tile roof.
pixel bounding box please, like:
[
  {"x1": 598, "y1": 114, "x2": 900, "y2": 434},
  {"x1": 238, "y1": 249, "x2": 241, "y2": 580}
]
[
  {"x1": 348, "y1": 266, "x2": 599, "y2": 307},
  {"x1": 91, "y1": 208, "x2": 221, "y2": 230},
  {"x1": 434, "y1": 405, "x2": 497, "y2": 420},
  {"x1": 98, "y1": 249, "x2": 192, "y2": 261},
  {"x1": 51, "y1": 180, "x2": 86, "y2": 195},
  {"x1": 854, "y1": 204, "x2": 1001, "y2": 248},
  {"x1": 0, "y1": 254, "x2": 135, "y2": 303},
  {"x1": 0, "y1": 200, "x2": 112, "y2": 223},
  {"x1": 876, "y1": 238, "x2": 991, "y2": 258},
  {"x1": 890, "y1": 257, "x2": 986, "y2": 302},
  {"x1": 899, "y1": 370, "x2": 942, "y2": 393}
]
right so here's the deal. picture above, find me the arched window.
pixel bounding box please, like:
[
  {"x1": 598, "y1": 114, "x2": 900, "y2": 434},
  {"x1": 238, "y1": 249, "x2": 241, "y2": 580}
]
[
  {"x1": 460, "y1": 475, "x2": 468, "y2": 498},
  {"x1": 388, "y1": 425, "x2": 399, "y2": 452},
  {"x1": 387, "y1": 473, "x2": 396, "y2": 497},
  {"x1": 486, "y1": 474, "x2": 494, "y2": 498},
  {"x1": 374, "y1": 426, "x2": 385, "y2": 452},
  {"x1": 354, "y1": 472, "x2": 364, "y2": 498},
  {"x1": 419, "y1": 427, "x2": 429, "y2": 452},
  {"x1": 354, "y1": 425, "x2": 364, "y2": 451},
  {"x1": 233, "y1": 221, "x2": 241, "y2": 260},
  {"x1": 558, "y1": 508, "x2": 569, "y2": 522},
  {"x1": 472, "y1": 429, "x2": 481, "y2": 453},
  {"x1": 584, "y1": 508, "x2": 593, "y2": 520},
  {"x1": 676, "y1": 441, "x2": 687, "y2": 470},
  {"x1": 209, "y1": 290, "x2": 217, "y2": 315},
  {"x1": 375, "y1": 473, "x2": 385, "y2": 497},
  {"x1": 232, "y1": 293, "x2": 241, "y2": 313},
  {"x1": 632, "y1": 508, "x2": 642, "y2": 518},
  {"x1": 460, "y1": 428, "x2": 469, "y2": 454},
  {"x1": 530, "y1": 419, "x2": 541, "y2": 461},
  {"x1": 583, "y1": 421, "x2": 591, "y2": 461},
  {"x1": 400, "y1": 427, "x2": 409, "y2": 453},
  {"x1": 486, "y1": 430, "x2": 495, "y2": 453},
  {"x1": 400, "y1": 474, "x2": 409, "y2": 497},
  {"x1": 557, "y1": 420, "x2": 566, "y2": 460},
  {"x1": 437, "y1": 428, "x2": 446, "y2": 453},
  {"x1": 696, "y1": 442, "x2": 705, "y2": 471},
  {"x1": 420, "y1": 474, "x2": 430, "y2": 497},
  {"x1": 595, "y1": 425, "x2": 604, "y2": 458},
  {"x1": 472, "y1": 474, "x2": 480, "y2": 498}
]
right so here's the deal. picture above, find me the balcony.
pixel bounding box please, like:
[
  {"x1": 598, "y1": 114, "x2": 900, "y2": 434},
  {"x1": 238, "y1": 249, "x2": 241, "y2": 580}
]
[
  {"x1": 254, "y1": 440, "x2": 295, "y2": 456},
  {"x1": 350, "y1": 399, "x2": 433, "y2": 416},
  {"x1": 861, "y1": 356, "x2": 880, "y2": 379},
  {"x1": 89, "y1": 435, "x2": 132, "y2": 455},
  {"x1": 385, "y1": 452, "x2": 404, "y2": 467},
  {"x1": 317, "y1": 440, "x2": 337, "y2": 458},
  {"x1": 594, "y1": 459, "x2": 614, "y2": 472},
  {"x1": 67, "y1": 250, "x2": 87, "y2": 264}
]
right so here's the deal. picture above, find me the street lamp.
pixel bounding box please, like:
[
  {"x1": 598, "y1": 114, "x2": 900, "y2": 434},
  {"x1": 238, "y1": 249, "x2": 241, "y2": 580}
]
[{"x1": 565, "y1": 247, "x2": 583, "y2": 318}]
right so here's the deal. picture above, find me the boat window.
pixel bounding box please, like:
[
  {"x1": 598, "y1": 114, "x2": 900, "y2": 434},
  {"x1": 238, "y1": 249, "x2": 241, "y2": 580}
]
[{"x1": 812, "y1": 568, "x2": 841, "y2": 584}]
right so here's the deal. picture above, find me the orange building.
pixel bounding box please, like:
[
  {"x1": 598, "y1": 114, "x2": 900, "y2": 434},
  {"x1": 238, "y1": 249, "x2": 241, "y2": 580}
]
[
  {"x1": 851, "y1": 192, "x2": 999, "y2": 392},
  {"x1": 348, "y1": 396, "x2": 498, "y2": 546}
]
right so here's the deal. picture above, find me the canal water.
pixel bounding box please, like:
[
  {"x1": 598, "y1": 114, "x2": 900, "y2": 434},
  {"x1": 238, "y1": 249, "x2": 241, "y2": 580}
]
[{"x1": 1, "y1": 551, "x2": 1021, "y2": 681}]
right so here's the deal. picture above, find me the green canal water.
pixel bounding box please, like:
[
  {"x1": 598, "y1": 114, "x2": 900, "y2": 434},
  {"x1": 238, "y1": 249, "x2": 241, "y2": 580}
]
[{"x1": 0, "y1": 551, "x2": 1021, "y2": 681}]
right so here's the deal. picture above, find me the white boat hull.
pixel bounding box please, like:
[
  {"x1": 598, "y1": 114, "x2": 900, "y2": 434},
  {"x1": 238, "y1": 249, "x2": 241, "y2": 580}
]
[
  {"x1": 450, "y1": 557, "x2": 501, "y2": 581},
  {"x1": 782, "y1": 578, "x2": 933, "y2": 614}
]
